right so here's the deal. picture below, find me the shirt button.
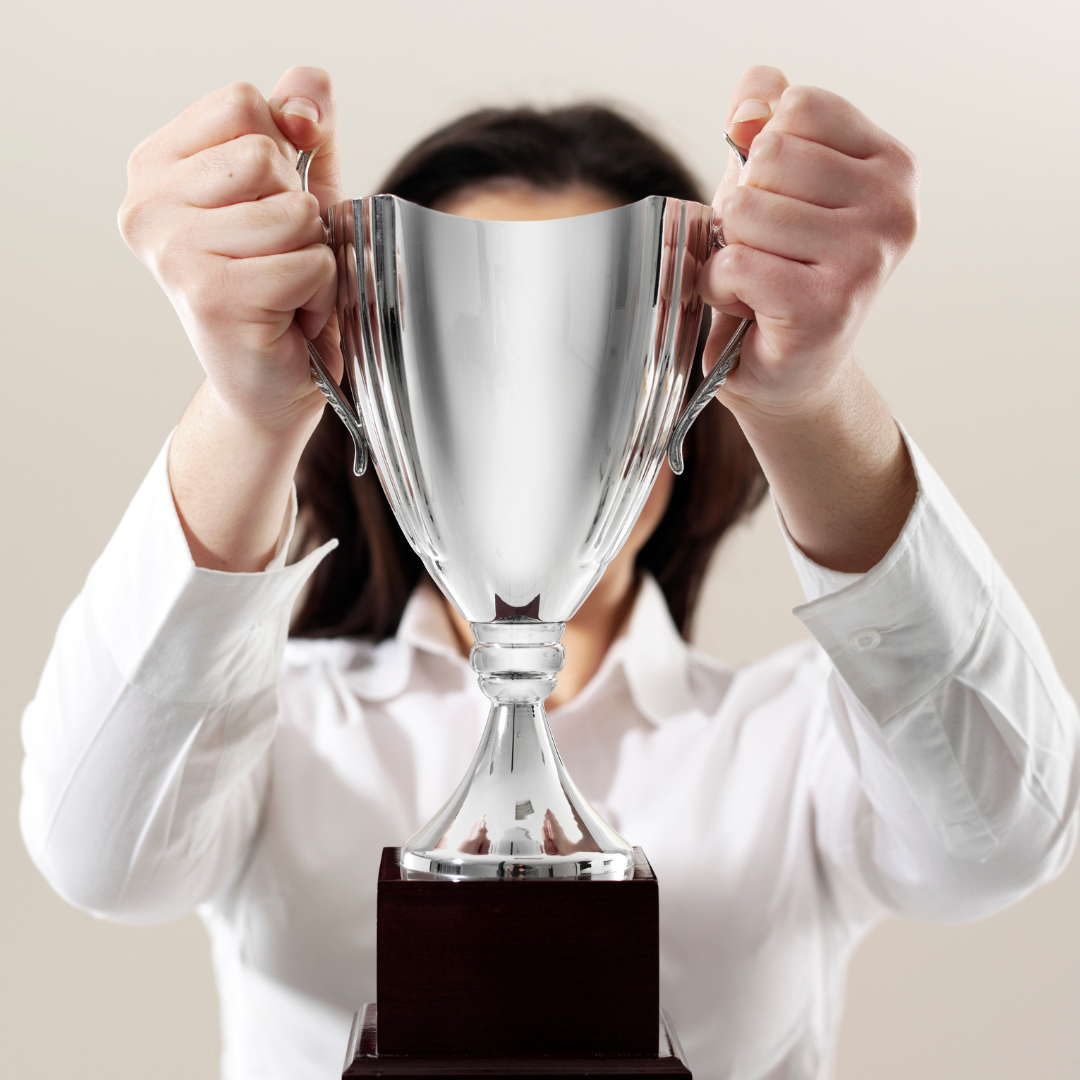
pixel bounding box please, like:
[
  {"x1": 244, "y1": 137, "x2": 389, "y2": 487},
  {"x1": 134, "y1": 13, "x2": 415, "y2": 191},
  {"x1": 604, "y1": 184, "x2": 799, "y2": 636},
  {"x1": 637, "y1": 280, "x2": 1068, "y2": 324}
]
[{"x1": 849, "y1": 629, "x2": 881, "y2": 651}]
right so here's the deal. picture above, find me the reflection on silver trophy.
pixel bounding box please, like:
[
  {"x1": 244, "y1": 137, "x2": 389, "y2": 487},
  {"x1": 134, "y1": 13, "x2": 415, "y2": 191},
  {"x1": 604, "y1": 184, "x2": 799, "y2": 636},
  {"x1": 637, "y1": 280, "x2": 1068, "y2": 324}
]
[{"x1": 300, "y1": 150, "x2": 748, "y2": 880}]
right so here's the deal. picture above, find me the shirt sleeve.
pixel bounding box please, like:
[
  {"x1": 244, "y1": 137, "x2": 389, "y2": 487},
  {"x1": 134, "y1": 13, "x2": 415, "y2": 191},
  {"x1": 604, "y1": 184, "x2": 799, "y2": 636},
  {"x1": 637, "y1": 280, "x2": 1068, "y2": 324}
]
[
  {"x1": 784, "y1": 428, "x2": 1080, "y2": 922},
  {"x1": 19, "y1": 435, "x2": 335, "y2": 924}
]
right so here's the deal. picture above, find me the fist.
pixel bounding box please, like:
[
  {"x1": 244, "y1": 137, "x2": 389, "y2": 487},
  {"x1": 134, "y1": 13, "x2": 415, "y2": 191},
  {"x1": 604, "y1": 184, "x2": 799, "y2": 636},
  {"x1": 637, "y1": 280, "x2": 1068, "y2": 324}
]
[
  {"x1": 700, "y1": 66, "x2": 920, "y2": 417},
  {"x1": 118, "y1": 67, "x2": 343, "y2": 435}
]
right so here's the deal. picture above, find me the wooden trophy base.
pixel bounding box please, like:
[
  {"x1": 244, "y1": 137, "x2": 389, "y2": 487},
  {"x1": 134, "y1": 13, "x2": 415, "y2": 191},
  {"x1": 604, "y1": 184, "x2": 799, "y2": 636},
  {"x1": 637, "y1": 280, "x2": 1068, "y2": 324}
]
[
  {"x1": 342, "y1": 1004, "x2": 693, "y2": 1077},
  {"x1": 344, "y1": 848, "x2": 692, "y2": 1078}
]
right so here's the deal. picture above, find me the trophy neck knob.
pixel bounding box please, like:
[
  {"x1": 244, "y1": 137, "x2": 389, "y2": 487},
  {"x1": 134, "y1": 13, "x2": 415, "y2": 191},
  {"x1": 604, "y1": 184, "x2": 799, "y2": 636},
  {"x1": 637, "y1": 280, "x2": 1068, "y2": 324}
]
[{"x1": 469, "y1": 620, "x2": 566, "y2": 705}]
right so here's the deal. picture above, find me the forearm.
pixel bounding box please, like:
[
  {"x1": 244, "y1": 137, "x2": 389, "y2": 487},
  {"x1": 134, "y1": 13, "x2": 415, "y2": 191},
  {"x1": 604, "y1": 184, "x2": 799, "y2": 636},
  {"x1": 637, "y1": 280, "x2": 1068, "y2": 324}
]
[
  {"x1": 22, "y1": 608, "x2": 276, "y2": 923},
  {"x1": 797, "y1": 432, "x2": 1080, "y2": 919},
  {"x1": 169, "y1": 379, "x2": 321, "y2": 572},
  {"x1": 21, "y1": 436, "x2": 336, "y2": 920},
  {"x1": 730, "y1": 354, "x2": 917, "y2": 573}
]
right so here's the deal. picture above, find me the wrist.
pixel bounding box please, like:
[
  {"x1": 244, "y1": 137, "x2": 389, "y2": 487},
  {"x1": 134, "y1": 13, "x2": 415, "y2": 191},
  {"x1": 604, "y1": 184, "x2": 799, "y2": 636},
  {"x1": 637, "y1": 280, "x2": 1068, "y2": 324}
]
[
  {"x1": 169, "y1": 381, "x2": 321, "y2": 572},
  {"x1": 725, "y1": 358, "x2": 916, "y2": 573},
  {"x1": 201, "y1": 377, "x2": 325, "y2": 458},
  {"x1": 720, "y1": 349, "x2": 858, "y2": 438}
]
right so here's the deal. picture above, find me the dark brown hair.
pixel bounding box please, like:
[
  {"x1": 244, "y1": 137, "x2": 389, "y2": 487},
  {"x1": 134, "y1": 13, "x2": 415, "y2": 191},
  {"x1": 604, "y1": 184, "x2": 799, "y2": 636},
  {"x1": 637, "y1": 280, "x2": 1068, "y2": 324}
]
[{"x1": 291, "y1": 105, "x2": 767, "y2": 641}]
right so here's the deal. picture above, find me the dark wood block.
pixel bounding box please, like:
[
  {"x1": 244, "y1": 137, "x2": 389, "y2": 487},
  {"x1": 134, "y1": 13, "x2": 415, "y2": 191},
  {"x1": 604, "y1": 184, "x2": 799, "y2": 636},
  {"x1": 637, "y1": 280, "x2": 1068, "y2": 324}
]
[
  {"x1": 376, "y1": 847, "x2": 659, "y2": 1058},
  {"x1": 342, "y1": 1004, "x2": 692, "y2": 1077}
]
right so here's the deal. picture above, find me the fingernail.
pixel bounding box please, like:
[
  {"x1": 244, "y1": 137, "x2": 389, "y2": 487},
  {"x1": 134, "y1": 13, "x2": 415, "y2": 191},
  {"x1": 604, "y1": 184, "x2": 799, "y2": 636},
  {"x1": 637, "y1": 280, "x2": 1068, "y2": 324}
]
[
  {"x1": 731, "y1": 98, "x2": 771, "y2": 124},
  {"x1": 278, "y1": 97, "x2": 320, "y2": 123}
]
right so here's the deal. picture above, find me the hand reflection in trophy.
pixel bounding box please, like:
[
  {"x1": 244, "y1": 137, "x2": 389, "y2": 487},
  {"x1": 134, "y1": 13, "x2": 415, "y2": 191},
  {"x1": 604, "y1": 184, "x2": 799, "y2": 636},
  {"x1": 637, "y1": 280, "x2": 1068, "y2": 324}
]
[{"x1": 300, "y1": 151, "x2": 743, "y2": 884}]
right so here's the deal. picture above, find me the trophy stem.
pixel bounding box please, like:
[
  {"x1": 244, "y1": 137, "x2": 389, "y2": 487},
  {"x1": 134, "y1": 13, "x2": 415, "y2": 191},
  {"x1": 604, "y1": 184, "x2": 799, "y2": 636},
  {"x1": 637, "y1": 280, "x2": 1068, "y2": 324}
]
[{"x1": 400, "y1": 619, "x2": 633, "y2": 880}]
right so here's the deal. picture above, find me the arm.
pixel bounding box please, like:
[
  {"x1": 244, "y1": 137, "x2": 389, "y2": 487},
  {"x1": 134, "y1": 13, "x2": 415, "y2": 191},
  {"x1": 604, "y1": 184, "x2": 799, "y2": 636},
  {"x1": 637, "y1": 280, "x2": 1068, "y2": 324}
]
[
  {"x1": 707, "y1": 69, "x2": 1079, "y2": 914},
  {"x1": 20, "y1": 66, "x2": 344, "y2": 920},
  {"x1": 700, "y1": 67, "x2": 919, "y2": 572},
  {"x1": 119, "y1": 66, "x2": 344, "y2": 572},
  {"x1": 20, "y1": 437, "x2": 335, "y2": 922},
  {"x1": 799, "y1": 433, "x2": 1079, "y2": 920}
]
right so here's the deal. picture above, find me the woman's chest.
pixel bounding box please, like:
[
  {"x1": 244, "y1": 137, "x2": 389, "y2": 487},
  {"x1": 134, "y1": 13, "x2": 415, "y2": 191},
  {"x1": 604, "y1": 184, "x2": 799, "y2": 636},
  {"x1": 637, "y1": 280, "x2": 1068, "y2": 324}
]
[{"x1": 229, "y1": 675, "x2": 829, "y2": 1019}]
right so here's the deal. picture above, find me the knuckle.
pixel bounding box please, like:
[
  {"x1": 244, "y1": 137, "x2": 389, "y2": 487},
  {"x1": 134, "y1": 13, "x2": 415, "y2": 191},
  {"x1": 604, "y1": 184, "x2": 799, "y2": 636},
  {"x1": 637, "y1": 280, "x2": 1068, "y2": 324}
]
[
  {"x1": 725, "y1": 241, "x2": 753, "y2": 274},
  {"x1": 125, "y1": 135, "x2": 154, "y2": 178},
  {"x1": 890, "y1": 139, "x2": 920, "y2": 184},
  {"x1": 153, "y1": 236, "x2": 184, "y2": 284},
  {"x1": 242, "y1": 132, "x2": 279, "y2": 172},
  {"x1": 749, "y1": 128, "x2": 782, "y2": 162},
  {"x1": 779, "y1": 84, "x2": 815, "y2": 118},
  {"x1": 283, "y1": 189, "x2": 319, "y2": 228},
  {"x1": 722, "y1": 184, "x2": 754, "y2": 219},
  {"x1": 869, "y1": 165, "x2": 919, "y2": 246},
  {"x1": 305, "y1": 241, "x2": 337, "y2": 281},
  {"x1": 223, "y1": 81, "x2": 264, "y2": 125},
  {"x1": 251, "y1": 191, "x2": 316, "y2": 237},
  {"x1": 877, "y1": 143, "x2": 920, "y2": 233},
  {"x1": 117, "y1": 191, "x2": 159, "y2": 251},
  {"x1": 882, "y1": 193, "x2": 919, "y2": 246},
  {"x1": 116, "y1": 196, "x2": 140, "y2": 245}
]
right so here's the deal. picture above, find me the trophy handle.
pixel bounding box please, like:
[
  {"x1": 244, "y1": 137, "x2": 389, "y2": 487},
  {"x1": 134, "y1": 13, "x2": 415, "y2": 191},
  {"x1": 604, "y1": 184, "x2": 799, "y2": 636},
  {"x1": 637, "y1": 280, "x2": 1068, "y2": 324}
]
[
  {"x1": 295, "y1": 149, "x2": 368, "y2": 477},
  {"x1": 666, "y1": 133, "x2": 754, "y2": 477}
]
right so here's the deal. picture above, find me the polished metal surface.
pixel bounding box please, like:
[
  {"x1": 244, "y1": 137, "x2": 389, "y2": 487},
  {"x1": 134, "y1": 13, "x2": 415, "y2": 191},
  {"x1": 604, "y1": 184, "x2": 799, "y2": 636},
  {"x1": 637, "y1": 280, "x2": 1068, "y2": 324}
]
[
  {"x1": 307, "y1": 340, "x2": 367, "y2": 477},
  {"x1": 667, "y1": 316, "x2": 750, "y2": 474},
  {"x1": 301, "y1": 156, "x2": 746, "y2": 877},
  {"x1": 667, "y1": 132, "x2": 752, "y2": 475},
  {"x1": 402, "y1": 620, "x2": 633, "y2": 879},
  {"x1": 296, "y1": 150, "x2": 369, "y2": 476},
  {"x1": 332, "y1": 193, "x2": 715, "y2": 623}
]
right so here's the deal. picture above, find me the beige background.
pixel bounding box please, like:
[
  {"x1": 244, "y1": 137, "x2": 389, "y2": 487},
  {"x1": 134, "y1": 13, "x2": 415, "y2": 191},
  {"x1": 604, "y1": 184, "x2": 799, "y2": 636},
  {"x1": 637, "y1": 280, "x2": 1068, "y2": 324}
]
[{"x1": 2, "y1": 0, "x2": 1078, "y2": 1076}]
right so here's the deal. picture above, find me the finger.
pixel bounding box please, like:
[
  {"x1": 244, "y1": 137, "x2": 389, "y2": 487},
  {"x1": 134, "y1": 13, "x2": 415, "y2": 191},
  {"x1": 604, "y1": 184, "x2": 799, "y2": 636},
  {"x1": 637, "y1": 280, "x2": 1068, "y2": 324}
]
[
  {"x1": 176, "y1": 133, "x2": 301, "y2": 208},
  {"x1": 267, "y1": 66, "x2": 343, "y2": 209},
  {"x1": 742, "y1": 129, "x2": 866, "y2": 209},
  {"x1": 720, "y1": 185, "x2": 848, "y2": 265},
  {"x1": 224, "y1": 243, "x2": 337, "y2": 331},
  {"x1": 194, "y1": 192, "x2": 325, "y2": 258},
  {"x1": 146, "y1": 81, "x2": 292, "y2": 164},
  {"x1": 713, "y1": 65, "x2": 789, "y2": 215},
  {"x1": 725, "y1": 64, "x2": 790, "y2": 154},
  {"x1": 702, "y1": 309, "x2": 751, "y2": 375},
  {"x1": 307, "y1": 313, "x2": 344, "y2": 383},
  {"x1": 769, "y1": 85, "x2": 890, "y2": 160},
  {"x1": 698, "y1": 242, "x2": 824, "y2": 330}
]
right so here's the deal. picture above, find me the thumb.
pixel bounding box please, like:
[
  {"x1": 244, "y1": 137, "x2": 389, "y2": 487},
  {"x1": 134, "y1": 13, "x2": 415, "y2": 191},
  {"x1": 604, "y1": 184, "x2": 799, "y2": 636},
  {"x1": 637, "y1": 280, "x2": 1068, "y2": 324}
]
[
  {"x1": 702, "y1": 66, "x2": 788, "y2": 381},
  {"x1": 268, "y1": 65, "x2": 343, "y2": 209},
  {"x1": 712, "y1": 64, "x2": 789, "y2": 211}
]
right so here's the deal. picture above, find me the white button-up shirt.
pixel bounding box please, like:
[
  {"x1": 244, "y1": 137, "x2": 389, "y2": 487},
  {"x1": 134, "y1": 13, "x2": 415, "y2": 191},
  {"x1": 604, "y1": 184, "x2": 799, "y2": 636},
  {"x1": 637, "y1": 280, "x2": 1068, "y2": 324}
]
[{"x1": 20, "y1": 431, "x2": 1080, "y2": 1080}]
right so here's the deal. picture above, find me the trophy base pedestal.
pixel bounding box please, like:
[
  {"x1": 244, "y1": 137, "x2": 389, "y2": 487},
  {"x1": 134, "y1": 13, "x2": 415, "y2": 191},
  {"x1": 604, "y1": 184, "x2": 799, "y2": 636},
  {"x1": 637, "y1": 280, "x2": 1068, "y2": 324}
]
[
  {"x1": 376, "y1": 846, "x2": 659, "y2": 1057},
  {"x1": 342, "y1": 1005, "x2": 693, "y2": 1077}
]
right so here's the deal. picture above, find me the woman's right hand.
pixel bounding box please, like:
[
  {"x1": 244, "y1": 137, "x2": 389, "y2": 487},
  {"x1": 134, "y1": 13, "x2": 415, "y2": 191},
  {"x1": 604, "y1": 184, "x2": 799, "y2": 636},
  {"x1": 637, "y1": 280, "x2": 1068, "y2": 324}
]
[
  {"x1": 118, "y1": 67, "x2": 343, "y2": 572},
  {"x1": 119, "y1": 67, "x2": 342, "y2": 436}
]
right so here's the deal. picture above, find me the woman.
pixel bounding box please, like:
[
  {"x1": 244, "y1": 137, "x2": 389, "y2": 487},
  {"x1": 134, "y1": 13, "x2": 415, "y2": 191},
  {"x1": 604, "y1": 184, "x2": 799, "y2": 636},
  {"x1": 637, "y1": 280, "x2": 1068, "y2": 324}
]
[{"x1": 20, "y1": 65, "x2": 1080, "y2": 1080}]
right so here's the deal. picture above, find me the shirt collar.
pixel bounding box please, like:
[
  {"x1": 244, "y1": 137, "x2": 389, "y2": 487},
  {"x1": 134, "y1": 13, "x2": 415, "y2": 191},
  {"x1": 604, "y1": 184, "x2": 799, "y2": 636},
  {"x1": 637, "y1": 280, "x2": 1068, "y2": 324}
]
[
  {"x1": 337, "y1": 578, "x2": 465, "y2": 703},
  {"x1": 387, "y1": 573, "x2": 698, "y2": 725},
  {"x1": 398, "y1": 577, "x2": 473, "y2": 668},
  {"x1": 613, "y1": 573, "x2": 699, "y2": 725}
]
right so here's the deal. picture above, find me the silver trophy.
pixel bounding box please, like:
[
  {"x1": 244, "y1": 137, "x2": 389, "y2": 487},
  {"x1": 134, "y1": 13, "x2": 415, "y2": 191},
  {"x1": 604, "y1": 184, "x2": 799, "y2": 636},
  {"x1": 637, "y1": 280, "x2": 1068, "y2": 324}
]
[{"x1": 299, "y1": 148, "x2": 748, "y2": 881}]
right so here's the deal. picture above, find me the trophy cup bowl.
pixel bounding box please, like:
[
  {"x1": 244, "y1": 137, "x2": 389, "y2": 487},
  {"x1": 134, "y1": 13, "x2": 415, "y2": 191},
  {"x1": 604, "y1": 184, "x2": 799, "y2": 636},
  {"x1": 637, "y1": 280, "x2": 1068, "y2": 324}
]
[{"x1": 306, "y1": 178, "x2": 742, "y2": 881}]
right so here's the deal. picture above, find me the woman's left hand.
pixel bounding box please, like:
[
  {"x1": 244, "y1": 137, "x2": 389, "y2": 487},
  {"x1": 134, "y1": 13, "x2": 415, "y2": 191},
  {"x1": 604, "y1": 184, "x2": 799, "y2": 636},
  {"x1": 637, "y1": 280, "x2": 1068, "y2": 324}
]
[
  {"x1": 701, "y1": 65, "x2": 919, "y2": 418},
  {"x1": 698, "y1": 66, "x2": 920, "y2": 573}
]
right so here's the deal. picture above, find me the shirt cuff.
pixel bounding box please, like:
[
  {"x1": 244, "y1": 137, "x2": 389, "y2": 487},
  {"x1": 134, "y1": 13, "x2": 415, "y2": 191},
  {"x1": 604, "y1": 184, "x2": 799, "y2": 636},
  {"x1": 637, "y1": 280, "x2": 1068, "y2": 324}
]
[
  {"x1": 778, "y1": 504, "x2": 866, "y2": 602},
  {"x1": 86, "y1": 434, "x2": 337, "y2": 706},
  {"x1": 787, "y1": 425, "x2": 995, "y2": 724}
]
